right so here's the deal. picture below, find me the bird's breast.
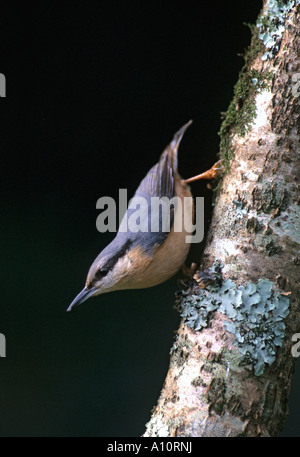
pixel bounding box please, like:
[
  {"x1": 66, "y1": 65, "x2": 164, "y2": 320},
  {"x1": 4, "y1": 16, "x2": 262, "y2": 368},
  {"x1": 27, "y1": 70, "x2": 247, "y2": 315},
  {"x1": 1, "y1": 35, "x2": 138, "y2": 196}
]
[{"x1": 117, "y1": 176, "x2": 193, "y2": 289}]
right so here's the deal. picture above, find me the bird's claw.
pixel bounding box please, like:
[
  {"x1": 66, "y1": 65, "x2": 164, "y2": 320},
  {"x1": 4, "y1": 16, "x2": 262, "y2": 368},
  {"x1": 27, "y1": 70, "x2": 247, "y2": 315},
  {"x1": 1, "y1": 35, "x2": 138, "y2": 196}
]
[
  {"x1": 183, "y1": 159, "x2": 224, "y2": 184},
  {"x1": 205, "y1": 159, "x2": 224, "y2": 179}
]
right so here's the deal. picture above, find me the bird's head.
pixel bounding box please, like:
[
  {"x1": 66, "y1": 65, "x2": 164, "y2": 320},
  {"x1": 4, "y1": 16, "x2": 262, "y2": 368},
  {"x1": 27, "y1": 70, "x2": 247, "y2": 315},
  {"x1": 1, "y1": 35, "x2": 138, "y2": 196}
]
[{"x1": 67, "y1": 236, "x2": 134, "y2": 311}]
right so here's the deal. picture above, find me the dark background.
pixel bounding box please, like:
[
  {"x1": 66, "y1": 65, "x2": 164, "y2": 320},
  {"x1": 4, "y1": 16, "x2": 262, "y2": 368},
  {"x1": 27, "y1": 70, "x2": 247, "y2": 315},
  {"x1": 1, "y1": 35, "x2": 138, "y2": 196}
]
[{"x1": 0, "y1": 1, "x2": 298, "y2": 437}]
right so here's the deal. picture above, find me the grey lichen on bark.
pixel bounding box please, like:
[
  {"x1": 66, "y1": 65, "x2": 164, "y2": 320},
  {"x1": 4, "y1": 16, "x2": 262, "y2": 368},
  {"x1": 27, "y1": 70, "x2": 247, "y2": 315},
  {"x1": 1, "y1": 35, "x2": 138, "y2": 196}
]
[{"x1": 144, "y1": 0, "x2": 300, "y2": 437}]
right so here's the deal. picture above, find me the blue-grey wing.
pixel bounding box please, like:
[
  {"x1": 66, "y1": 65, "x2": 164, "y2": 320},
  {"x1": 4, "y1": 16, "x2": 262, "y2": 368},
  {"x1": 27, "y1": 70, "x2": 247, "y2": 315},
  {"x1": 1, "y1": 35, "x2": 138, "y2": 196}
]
[
  {"x1": 120, "y1": 147, "x2": 177, "y2": 253},
  {"x1": 116, "y1": 121, "x2": 191, "y2": 255}
]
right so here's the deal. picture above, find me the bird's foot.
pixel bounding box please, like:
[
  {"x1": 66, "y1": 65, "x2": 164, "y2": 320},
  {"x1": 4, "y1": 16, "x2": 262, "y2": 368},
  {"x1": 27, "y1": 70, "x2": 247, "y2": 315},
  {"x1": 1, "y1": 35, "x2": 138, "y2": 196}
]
[
  {"x1": 177, "y1": 262, "x2": 198, "y2": 287},
  {"x1": 183, "y1": 159, "x2": 224, "y2": 184},
  {"x1": 193, "y1": 270, "x2": 216, "y2": 289},
  {"x1": 181, "y1": 262, "x2": 197, "y2": 278}
]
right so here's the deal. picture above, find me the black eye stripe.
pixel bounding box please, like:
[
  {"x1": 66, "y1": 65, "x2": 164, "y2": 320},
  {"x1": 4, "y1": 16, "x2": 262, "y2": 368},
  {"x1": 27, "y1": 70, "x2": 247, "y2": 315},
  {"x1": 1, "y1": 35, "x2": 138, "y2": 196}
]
[{"x1": 96, "y1": 269, "x2": 108, "y2": 278}]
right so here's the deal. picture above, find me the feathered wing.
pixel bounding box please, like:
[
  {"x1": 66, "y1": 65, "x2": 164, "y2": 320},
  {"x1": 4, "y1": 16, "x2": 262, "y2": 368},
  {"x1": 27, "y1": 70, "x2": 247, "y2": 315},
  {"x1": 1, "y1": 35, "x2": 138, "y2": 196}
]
[{"x1": 123, "y1": 121, "x2": 192, "y2": 252}]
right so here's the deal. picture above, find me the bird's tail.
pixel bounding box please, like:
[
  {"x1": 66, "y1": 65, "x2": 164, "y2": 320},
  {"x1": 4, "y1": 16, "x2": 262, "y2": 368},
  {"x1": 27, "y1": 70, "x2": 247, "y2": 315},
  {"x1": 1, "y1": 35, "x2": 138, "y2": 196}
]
[
  {"x1": 167, "y1": 119, "x2": 193, "y2": 172},
  {"x1": 135, "y1": 120, "x2": 192, "y2": 198}
]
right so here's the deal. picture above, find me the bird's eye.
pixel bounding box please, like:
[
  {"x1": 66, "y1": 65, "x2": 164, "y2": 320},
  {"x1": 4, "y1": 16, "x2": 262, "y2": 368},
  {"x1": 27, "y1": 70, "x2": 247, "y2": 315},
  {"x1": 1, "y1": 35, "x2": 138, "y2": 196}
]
[{"x1": 96, "y1": 269, "x2": 108, "y2": 278}]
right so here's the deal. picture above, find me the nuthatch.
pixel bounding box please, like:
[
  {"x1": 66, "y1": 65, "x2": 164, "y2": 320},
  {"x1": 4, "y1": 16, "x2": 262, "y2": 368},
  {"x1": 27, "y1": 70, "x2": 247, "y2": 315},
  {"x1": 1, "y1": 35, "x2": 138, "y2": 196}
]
[{"x1": 67, "y1": 120, "x2": 221, "y2": 311}]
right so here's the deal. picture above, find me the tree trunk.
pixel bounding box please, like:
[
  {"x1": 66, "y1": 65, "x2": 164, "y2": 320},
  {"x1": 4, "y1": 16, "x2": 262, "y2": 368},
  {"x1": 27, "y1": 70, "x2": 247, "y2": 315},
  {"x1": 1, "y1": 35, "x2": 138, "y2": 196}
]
[{"x1": 144, "y1": 0, "x2": 300, "y2": 437}]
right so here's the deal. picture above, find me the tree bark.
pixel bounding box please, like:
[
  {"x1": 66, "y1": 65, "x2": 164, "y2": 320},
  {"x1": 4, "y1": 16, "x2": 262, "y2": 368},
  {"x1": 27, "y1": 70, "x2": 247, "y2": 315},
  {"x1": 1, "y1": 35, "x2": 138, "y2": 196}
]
[{"x1": 144, "y1": 0, "x2": 300, "y2": 437}]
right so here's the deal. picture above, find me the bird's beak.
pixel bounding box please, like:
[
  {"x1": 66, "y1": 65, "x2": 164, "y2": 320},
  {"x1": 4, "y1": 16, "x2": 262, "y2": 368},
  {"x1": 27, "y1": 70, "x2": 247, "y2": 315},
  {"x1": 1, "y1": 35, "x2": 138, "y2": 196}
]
[
  {"x1": 66, "y1": 286, "x2": 97, "y2": 312},
  {"x1": 171, "y1": 120, "x2": 193, "y2": 150}
]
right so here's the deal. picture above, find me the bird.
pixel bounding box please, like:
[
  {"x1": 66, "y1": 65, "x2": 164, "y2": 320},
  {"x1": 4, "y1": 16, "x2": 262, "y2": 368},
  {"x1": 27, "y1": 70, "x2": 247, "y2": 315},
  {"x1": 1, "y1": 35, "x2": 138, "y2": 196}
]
[{"x1": 67, "y1": 120, "x2": 221, "y2": 311}]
